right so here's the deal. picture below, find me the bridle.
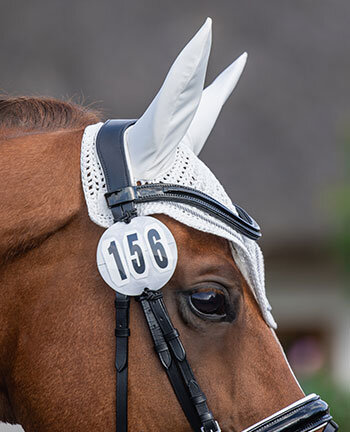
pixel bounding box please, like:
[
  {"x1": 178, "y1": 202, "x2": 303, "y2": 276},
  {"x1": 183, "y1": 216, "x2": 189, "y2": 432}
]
[{"x1": 95, "y1": 119, "x2": 338, "y2": 432}]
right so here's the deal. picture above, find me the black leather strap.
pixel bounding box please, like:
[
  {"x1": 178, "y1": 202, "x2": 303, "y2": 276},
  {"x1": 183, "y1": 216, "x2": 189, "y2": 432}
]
[
  {"x1": 97, "y1": 119, "x2": 261, "y2": 241},
  {"x1": 136, "y1": 293, "x2": 203, "y2": 431},
  {"x1": 96, "y1": 119, "x2": 137, "y2": 223},
  {"x1": 324, "y1": 420, "x2": 339, "y2": 432},
  {"x1": 137, "y1": 289, "x2": 220, "y2": 432},
  {"x1": 96, "y1": 120, "x2": 135, "y2": 432},
  {"x1": 105, "y1": 183, "x2": 261, "y2": 240},
  {"x1": 114, "y1": 293, "x2": 130, "y2": 432}
]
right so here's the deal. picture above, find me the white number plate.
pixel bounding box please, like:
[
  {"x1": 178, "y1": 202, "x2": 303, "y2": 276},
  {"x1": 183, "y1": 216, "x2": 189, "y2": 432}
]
[{"x1": 96, "y1": 216, "x2": 178, "y2": 295}]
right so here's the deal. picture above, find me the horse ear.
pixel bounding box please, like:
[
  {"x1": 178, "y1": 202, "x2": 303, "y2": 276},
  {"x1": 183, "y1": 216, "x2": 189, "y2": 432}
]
[
  {"x1": 125, "y1": 18, "x2": 212, "y2": 181},
  {"x1": 182, "y1": 52, "x2": 247, "y2": 156}
]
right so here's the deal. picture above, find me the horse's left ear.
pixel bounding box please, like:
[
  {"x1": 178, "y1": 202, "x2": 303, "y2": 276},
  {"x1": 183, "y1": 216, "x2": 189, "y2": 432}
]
[
  {"x1": 182, "y1": 52, "x2": 247, "y2": 156},
  {"x1": 125, "y1": 18, "x2": 212, "y2": 182}
]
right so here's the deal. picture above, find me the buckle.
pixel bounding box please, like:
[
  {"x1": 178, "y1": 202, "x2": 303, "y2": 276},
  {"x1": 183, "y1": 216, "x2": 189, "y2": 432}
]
[
  {"x1": 201, "y1": 421, "x2": 221, "y2": 432},
  {"x1": 115, "y1": 328, "x2": 130, "y2": 337},
  {"x1": 139, "y1": 288, "x2": 163, "y2": 302},
  {"x1": 105, "y1": 186, "x2": 137, "y2": 208}
]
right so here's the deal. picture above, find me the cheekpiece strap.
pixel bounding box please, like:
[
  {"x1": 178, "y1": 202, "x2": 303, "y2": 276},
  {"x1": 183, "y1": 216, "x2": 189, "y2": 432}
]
[
  {"x1": 137, "y1": 289, "x2": 221, "y2": 432},
  {"x1": 114, "y1": 293, "x2": 130, "y2": 432},
  {"x1": 96, "y1": 119, "x2": 135, "y2": 432}
]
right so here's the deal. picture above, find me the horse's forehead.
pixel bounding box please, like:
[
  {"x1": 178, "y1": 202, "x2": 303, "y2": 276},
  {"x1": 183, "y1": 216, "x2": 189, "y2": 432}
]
[{"x1": 153, "y1": 213, "x2": 230, "y2": 255}]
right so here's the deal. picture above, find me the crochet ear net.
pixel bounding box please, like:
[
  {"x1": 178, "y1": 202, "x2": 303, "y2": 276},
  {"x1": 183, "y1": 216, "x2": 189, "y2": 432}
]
[{"x1": 80, "y1": 19, "x2": 277, "y2": 329}]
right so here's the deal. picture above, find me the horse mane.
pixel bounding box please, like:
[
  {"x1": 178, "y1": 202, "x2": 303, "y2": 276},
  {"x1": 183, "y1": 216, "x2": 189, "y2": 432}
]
[{"x1": 0, "y1": 96, "x2": 101, "y2": 136}]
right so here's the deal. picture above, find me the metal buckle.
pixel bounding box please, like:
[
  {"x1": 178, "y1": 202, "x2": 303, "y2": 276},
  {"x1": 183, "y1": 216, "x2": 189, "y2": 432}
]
[
  {"x1": 201, "y1": 421, "x2": 221, "y2": 432},
  {"x1": 105, "y1": 186, "x2": 136, "y2": 208}
]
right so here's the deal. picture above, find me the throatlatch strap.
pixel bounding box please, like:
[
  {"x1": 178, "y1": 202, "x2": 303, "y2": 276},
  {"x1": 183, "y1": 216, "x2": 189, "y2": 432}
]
[{"x1": 137, "y1": 289, "x2": 220, "y2": 432}]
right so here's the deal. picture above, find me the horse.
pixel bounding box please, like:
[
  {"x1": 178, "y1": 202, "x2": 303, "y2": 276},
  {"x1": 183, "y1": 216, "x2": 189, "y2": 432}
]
[{"x1": 0, "y1": 19, "x2": 335, "y2": 432}]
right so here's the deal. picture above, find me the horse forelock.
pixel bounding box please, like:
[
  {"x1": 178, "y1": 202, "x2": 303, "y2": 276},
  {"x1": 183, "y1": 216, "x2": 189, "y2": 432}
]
[{"x1": 0, "y1": 96, "x2": 101, "y2": 137}]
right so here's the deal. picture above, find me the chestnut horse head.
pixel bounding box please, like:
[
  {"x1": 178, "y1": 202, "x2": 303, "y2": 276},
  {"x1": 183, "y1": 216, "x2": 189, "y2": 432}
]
[{"x1": 0, "y1": 19, "x2": 336, "y2": 432}]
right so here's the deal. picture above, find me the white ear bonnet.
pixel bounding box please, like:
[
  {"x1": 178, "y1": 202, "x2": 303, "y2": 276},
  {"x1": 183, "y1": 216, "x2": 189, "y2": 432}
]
[{"x1": 81, "y1": 18, "x2": 276, "y2": 328}]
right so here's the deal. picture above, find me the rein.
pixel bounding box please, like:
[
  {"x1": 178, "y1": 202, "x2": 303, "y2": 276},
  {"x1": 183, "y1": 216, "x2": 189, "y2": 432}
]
[{"x1": 95, "y1": 119, "x2": 338, "y2": 432}]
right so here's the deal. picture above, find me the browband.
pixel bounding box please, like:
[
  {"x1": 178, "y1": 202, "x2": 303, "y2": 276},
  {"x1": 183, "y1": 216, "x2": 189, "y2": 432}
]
[
  {"x1": 105, "y1": 183, "x2": 261, "y2": 240},
  {"x1": 97, "y1": 119, "x2": 261, "y2": 241}
]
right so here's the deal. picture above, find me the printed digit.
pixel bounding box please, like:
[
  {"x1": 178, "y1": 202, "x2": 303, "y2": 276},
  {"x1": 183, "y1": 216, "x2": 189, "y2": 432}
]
[
  {"x1": 147, "y1": 228, "x2": 168, "y2": 269},
  {"x1": 108, "y1": 240, "x2": 128, "y2": 280},
  {"x1": 127, "y1": 233, "x2": 146, "y2": 274}
]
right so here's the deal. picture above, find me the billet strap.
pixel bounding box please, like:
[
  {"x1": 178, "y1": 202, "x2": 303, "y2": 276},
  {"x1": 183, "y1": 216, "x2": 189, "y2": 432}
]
[{"x1": 137, "y1": 289, "x2": 220, "y2": 432}]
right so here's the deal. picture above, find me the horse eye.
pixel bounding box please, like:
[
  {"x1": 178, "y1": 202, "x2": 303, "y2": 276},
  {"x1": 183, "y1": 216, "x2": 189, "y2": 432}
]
[{"x1": 189, "y1": 291, "x2": 226, "y2": 318}]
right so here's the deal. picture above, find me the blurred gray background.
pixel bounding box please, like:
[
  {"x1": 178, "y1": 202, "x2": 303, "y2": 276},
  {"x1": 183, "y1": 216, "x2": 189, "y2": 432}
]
[{"x1": 1, "y1": 0, "x2": 349, "y2": 430}]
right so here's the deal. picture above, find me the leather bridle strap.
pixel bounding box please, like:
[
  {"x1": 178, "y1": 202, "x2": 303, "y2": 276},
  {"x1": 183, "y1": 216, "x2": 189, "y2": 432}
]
[
  {"x1": 105, "y1": 183, "x2": 261, "y2": 240},
  {"x1": 136, "y1": 292, "x2": 203, "y2": 431},
  {"x1": 96, "y1": 119, "x2": 136, "y2": 432},
  {"x1": 114, "y1": 294, "x2": 130, "y2": 432},
  {"x1": 96, "y1": 119, "x2": 137, "y2": 223},
  {"x1": 137, "y1": 289, "x2": 220, "y2": 432}
]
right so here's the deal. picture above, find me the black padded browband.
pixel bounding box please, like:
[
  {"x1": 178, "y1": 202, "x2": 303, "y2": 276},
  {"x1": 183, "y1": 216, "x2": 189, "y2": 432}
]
[
  {"x1": 96, "y1": 119, "x2": 262, "y2": 240},
  {"x1": 105, "y1": 183, "x2": 261, "y2": 240}
]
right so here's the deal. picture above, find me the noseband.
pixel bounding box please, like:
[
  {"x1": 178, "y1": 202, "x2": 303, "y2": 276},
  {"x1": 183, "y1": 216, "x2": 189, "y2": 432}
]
[{"x1": 95, "y1": 119, "x2": 338, "y2": 432}]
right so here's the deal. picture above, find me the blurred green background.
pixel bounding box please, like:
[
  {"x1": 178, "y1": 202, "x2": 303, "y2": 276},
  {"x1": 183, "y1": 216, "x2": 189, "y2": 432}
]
[
  {"x1": 0, "y1": 0, "x2": 349, "y2": 430},
  {"x1": 276, "y1": 135, "x2": 350, "y2": 428},
  {"x1": 302, "y1": 372, "x2": 350, "y2": 429}
]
